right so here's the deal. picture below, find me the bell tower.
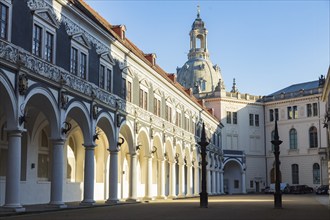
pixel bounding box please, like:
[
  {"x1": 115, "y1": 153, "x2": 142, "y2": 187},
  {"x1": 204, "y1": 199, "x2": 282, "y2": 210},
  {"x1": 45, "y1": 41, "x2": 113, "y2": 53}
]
[{"x1": 188, "y1": 5, "x2": 209, "y2": 60}]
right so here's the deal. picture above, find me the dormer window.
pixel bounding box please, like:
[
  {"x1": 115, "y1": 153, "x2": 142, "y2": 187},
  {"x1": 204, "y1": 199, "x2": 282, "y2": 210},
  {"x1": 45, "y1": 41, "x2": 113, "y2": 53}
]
[
  {"x1": 0, "y1": 2, "x2": 8, "y2": 40},
  {"x1": 70, "y1": 34, "x2": 90, "y2": 79},
  {"x1": 99, "y1": 53, "x2": 115, "y2": 92},
  {"x1": 31, "y1": 7, "x2": 59, "y2": 63}
]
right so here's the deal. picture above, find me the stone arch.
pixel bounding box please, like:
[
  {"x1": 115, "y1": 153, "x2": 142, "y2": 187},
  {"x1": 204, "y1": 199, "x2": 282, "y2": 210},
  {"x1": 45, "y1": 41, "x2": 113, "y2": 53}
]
[
  {"x1": 0, "y1": 71, "x2": 16, "y2": 128},
  {"x1": 24, "y1": 86, "x2": 60, "y2": 138},
  {"x1": 64, "y1": 100, "x2": 92, "y2": 144},
  {"x1": 223, "y1": 158, "x2": 244, "y2": 194}
]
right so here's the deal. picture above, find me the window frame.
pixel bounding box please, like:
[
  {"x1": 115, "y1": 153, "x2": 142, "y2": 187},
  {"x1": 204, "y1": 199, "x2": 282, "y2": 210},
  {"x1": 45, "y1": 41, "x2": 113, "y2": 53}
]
[
  {"x1": 309, "y1": 126, "x2": 318, "y2": 148},
  {"x1": 32, "y1": 15, "x2": 56, "y2": 63},
  {"x1": 233, "y1": 112, "x2": 238, "y2": 124},
  {"x1": 255, "y1": 114, "x2": 259, "y2": 127},
  {"x1": 249, "y1": 113, "x2": 254, "y2": 126},
  {"x1": 99, "y1": 59, "x2": 113, "y2": 92},
  {"x1": 70, "y1": 40, "x2": 89, "y2": 79},
  {"x1": 289, "y1": 128, "x2": 297, "y2": 150},
  {"x1": 226, "y1": 111, "x2": 232, "y2": 124},
  {"x1": 0, "y1": 1, "x2": 12, "y2": 41}
]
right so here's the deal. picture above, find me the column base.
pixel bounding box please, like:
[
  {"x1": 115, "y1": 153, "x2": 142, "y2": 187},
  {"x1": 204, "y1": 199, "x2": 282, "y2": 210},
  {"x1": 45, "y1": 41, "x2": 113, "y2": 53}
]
[
  {"x1": 105, "y1": 199, "x2": 120, "y2": 204},
  {"x1": 2, "y1": 205, "x2": 25, "y2": 213},
  {"x1": 126, "y1": 198, "x2": 140, "y2": 203},
  {"x1": 177, "y1": 194, "x2": 186, "y2": 198},
  {"x1": 80, "y1": 200, "x2": 95, "y2": 206},
  {"x1": 49, "y1": 202, "x2": 67, "y2": 208},
  {"x1": 142, "y1": 196, "x2": 154, "y2": 201},
  {"x1": 167, "y1": 195, "x2": 177, "y2": 200},
  {"x1": 156, "y1": 195, "x2": 166, "y2": 199}
]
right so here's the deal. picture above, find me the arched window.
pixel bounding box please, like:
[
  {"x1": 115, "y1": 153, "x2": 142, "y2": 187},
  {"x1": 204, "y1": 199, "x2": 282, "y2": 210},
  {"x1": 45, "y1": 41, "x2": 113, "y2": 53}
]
[
  {"x1": 291, "y1": 164, "x2": 299, "y2": 184},
  {"x1": 271, "y1": 130, "x2": 275, "y2": 152},
  {"x1": 309, "y1": 126, "x2": 318, "y2": 148},
  {"x1": 312, "y1": 163, "x2": 320, "y2": 184},
  {"x1": 289, "y1": 128, "x2": 297, "y2": 149}
]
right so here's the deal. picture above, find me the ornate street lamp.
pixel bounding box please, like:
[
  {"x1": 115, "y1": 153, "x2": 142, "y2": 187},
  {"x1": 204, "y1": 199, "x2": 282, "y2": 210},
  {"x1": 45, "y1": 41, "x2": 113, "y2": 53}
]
[
  {"x1": 271, "y1": 120, "x2": 283, "y2": 208},
  {"x1": 198, "y1": 122, "x2": 209, "y2": 208}
]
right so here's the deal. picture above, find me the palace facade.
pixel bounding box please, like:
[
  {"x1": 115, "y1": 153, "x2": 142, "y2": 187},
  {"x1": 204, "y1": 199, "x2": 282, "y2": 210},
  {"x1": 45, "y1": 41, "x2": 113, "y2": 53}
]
[{"x1": 0, "y1": 0, "x2": 328, "y2": 211}]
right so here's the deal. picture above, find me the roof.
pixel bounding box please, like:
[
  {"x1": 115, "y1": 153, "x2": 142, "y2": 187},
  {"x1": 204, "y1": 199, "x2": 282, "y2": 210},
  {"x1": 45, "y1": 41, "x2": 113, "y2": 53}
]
[{"x1": 268, "y1": 80, "x2": 320, "y2": 96}]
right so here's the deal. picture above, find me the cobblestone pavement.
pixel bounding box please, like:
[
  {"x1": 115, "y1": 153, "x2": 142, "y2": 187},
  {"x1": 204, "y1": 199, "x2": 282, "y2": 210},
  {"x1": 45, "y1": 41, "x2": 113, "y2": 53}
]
[{"x1": 1, "y1": 194, "x2": 329, "y2": 220}]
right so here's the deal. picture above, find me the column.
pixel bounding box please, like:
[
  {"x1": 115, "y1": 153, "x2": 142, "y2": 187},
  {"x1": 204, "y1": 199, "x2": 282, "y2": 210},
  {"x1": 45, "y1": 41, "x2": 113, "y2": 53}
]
[
  {"x1": 81, "y1": 144, "x2": 96, "y2": 205},
  {"x1": 207, "y1": 169, "x2": 211, "y2": 194},
  {"x1": 50, "y1": 139, "x2": 67, "y2": 208},
  {"x1": 216, "y1": 171, "x2": 220, "y2": 194},
  {"x1": 220, "y1": 170, "x2": 224, "y2": 194},
  {"x1": 157, "y1": 159, "x2": 165, "y2": 199},
  {"x1": 143, "y1": 156, "x2": 152, "y2": 200},
  {"x1": 127, "y1": 153, "x2": 138, "y2": 202},
  {"x1": 168, "y1": 161, "x2": 176, "y2": 198},
  {"x1": 178, "y1": 162, "x2": 185, "y2": 197},
  {"x1": 212, "y1": 170, "x2": 216, "y2": 195},
  {"x1": 4, "y1": 130, "x2": 25, "y2": 212},
  {"x1": 186, "y1": 165, "x2": 192, "y2": 196},
  {"x1": 106, "y1": 149, "x2": 119, "y2": 203},
  {"x1": 194, "y1": 165, "x2": 200, "y2": 196},
  {"x1": 242, "y1": 171, "x2": 246, "y2": 194}
]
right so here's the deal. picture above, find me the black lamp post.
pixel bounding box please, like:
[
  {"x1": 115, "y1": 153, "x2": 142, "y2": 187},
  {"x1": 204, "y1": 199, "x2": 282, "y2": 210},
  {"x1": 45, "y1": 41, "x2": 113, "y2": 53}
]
[
  {"x1": 198, "y1": 122, "x2": 209, "y2": 208},
  {"x1": 271, "y1": 120, "x2": 283, "y2": 208}
]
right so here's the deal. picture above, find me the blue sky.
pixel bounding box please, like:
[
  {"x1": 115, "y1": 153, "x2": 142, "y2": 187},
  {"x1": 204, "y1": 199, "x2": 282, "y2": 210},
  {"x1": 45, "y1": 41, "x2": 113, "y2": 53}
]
[{"x1": 85, "y1": 0, "x2": 329, "y2": 96}]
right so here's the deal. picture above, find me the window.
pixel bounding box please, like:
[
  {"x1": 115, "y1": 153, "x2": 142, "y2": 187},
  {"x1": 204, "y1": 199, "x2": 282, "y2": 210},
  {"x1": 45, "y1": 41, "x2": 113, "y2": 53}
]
[
  {"x1": 291, "y1": 164, "x2": 299, "y2": 184},
  {"x1": 275, "y1": 108, "x2": 279, "y2": 121},
  {"x1": 287, "y1": 107, "x2": 292, "y2": 119},
  {"x1": 99, "y1": 63, "x2": 112, "y2": 92},
  {"x1": 307, "y1": 104, "x2": 312, "y2": 117},
  {"x1": 70, "y1": 34, "x2": 90, "y2": 79},
  {"x1": 0, "y1": 3, "x2": 8, "y2": 40},
  {"x1": 70, "y1": 46, "x2": 87, "y2": 79},
  {"x1": 175, "y1": 111, "x2": 182, "y2": 127},
  {"x1": 271, "y1": 130, "x2": 275, "y2": 152},
  {"x1": 313, "y1": 163, "x2": 320, "y2": 184},
  {"x1": 32, "y1": 24, "x2": 42, "y2": 57},
  {"x1": 255, "y1": 114, "x2": 259, "y2": 127},
  {"x1": 44, "y1": 31, "x2": 54, "y2": 62},
  {"x1": 127, "y1": 81, "x2": 132, "y2": 102},
  {"x1": 289, "y1": 128, "x2": 297, "y2": 150},
  {"x1": 269, "y1": 109, "x2": 274, "y2": 122},
  {"x1": 288, "y1": 106, "x2": 297, "y2": 120},
  {"x1": 309, "y1": 126, "x2": 317, "y2": 148},
  {"x1": 165, "y1": 104, "x2": 172, "y2": 122},
  {"x1": 32, "y1": 12, "x2": 57, "y2": 63},
  {"x1": 70, "y1": 47, "x2": 78, "y2": 75},
  {"x1": 312, "y1": 103, "x2": 318, "y2": 116},
  {"x1": 233, "y1": 112, "x2": 237, "y2": 124},
  {"x1": 184, "y1": 116, "x2": 190, "y2": 131},
  {"x1": 121, "y1": 78, "x2": 126, "y2": 99},
  {"x1": 139, "y1": 89, "x2": 148, "y2": 110},
  {"x1": 250, "y1": 180, "x2": 254, "y2": 188},
  {"x1": 249, "y1": 114, "x2": 254, "y2": 126},
  {"x1": 226, "y1": 111, "x2": 232, "y2": 124},
  {"x1": 293, "y1": 106, "x2": 298, "y2": 119},
  {"x1": 201, "y1": 80, "x2": 206, "y2": 91},
  {"x1": 154, "y1": 98, "x2": 161, "y2": 116}
]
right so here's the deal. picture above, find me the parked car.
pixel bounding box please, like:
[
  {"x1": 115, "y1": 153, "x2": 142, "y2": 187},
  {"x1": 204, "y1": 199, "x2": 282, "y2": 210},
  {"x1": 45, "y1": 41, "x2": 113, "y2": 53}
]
[
  {"x1": 316, "y1": 185, "x2": 329, "y2": 195},
  {"x1": 266, "y1": 183, "x2": 290, "y2": 194},
  {"x1": 289, "y1": 185, "x2": 314, "y2": 194}
]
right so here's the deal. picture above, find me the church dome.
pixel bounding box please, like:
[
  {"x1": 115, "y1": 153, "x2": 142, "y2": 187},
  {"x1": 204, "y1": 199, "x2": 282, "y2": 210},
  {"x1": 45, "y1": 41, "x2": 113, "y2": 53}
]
[
  {"x1": 177, "y1": 58, "x2": 221, "y2": 94},
  {"x1": 177, "y1": 6, "x2": 223, "y2": 97}
]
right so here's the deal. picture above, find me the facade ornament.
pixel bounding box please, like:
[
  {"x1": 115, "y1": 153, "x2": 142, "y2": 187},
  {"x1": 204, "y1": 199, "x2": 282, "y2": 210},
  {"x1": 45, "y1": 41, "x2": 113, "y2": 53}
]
[
  {"x1": 92, "y1": 104, "x2": 98, "y2": 120},
  {"x1": 18, "y1": 73, "x2": 28, "y2": 95},
  {"x1": 27, "y1": 0, "x2": 48, "y2": 11},
  {"x1": 60, "y1": 90, "x2": 69, "y2": 109}
]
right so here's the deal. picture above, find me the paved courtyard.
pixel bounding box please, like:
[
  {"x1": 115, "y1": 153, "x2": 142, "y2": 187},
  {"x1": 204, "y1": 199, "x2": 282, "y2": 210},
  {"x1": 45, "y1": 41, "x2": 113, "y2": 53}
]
[{"x1": 1, "y1": 194, "x2": 329, "y2": 220}]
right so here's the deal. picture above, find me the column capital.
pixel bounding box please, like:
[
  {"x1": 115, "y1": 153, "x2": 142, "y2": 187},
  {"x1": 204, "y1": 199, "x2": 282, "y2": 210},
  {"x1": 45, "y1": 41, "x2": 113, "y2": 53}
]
[
  {"x1": 50, "y1": 138, "x2": 66, "y2": 145},
  {"x1": 83, "y1": 144, "x2": 97, "y2": 150}
]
